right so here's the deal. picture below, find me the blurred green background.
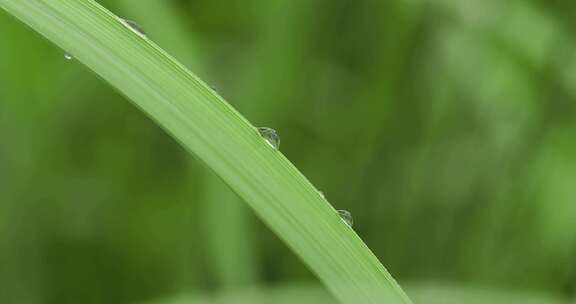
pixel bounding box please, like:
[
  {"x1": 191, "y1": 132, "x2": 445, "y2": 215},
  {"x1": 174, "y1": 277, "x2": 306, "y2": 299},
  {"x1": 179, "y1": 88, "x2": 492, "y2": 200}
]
[{"x1": 1, "y1": 0, "x2": 575, "y2": 303}]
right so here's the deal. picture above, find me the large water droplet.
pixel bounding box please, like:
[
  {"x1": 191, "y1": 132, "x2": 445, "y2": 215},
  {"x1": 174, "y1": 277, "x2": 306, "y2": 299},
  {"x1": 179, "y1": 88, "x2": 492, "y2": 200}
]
[
  {"x1": 319, "y1": 191, "x2": 325, "y2": 199},
  {"x1": 337, "y1": 210, "x2": 353, "y2": 227},
  {"x1": 64, "y1": 53, "x2": 73, "y2": 60},
  {"x1": 257, "y1": 127, "x2": 280, "y2": 150},
  {"x1": 120, "y1": 18, "x2": 146, "y2": 37}
]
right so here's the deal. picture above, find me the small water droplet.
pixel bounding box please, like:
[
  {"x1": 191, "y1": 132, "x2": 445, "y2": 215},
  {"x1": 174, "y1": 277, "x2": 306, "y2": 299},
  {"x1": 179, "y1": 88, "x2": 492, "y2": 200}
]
[
  {"x1": 120, "y1": 18, "x2": 146, "y2": 37},
  {"x1": 337, "y1": 210, "x2": 353, "y2": 227},
  {"x1": 319, "y1": 191, "x2": 325, "y2": 199},
  {"x1": 64, "y1": 53, "x2": 73, "y2": 60},
  {"x1": 257, "y1": 127, "x2": 280, "y2": 150}
]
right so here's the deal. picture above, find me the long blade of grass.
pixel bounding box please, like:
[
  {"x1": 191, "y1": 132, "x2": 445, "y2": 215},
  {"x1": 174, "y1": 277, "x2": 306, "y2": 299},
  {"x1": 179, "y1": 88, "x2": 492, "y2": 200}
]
[
  {"x1": 117, "y1": 0, "x2": 261, "y2": 287},
  {"x1": 145, "y1": 283, "x2": 570, "y2": 304},
  {"x1": 0, "y1": 1, "x2": 412, "y2": 303}
]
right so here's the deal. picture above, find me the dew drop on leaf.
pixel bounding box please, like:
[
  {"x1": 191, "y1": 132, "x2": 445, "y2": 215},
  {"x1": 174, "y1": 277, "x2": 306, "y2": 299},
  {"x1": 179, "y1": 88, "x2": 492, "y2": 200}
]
[
  {"x1": 257, "y1": 127, "x2": 280, "y2": 150},
  {"x1": 337, "y1": 210, "x2": 353, "y2": 227},
  {"x1": 120, "y1": 18, "x2": 146, "y2": 37}
]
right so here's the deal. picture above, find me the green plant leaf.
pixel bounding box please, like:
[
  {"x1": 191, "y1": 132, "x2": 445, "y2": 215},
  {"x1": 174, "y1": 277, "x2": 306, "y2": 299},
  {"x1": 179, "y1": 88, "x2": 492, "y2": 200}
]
[{"x1": 0, "y1": 1, "x2": 412, "y2": 303}]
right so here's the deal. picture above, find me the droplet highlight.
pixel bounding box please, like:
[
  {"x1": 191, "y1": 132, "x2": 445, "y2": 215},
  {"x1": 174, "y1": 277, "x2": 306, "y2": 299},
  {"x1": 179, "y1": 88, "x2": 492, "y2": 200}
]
[
  {"x1": 120, "y1": 18, "x2": 146, "y2": 37},
  {"x1": 64, "y1": 53, "x2": 73, "y2": 60},
  {"x1": 319, "y1": 191, "x2": 325, "y2": 199},
  {"x1": 257, "y1": 127, "x2": 280, "y2": 150},
  {"x1": 337, "y1": 210, "x2": 353, "y2": 227}
]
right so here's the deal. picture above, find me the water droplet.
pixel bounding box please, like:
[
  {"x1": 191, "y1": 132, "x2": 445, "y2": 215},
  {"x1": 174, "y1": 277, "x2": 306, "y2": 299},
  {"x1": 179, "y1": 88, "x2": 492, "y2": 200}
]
[
  {"x1": 64, "y1": 53, "x2": 73, "y2": 60},
  {"x1": 120, "y1": 18, "x2": 146, "y2": 37},
  {"x1": 319, "y1": 191, "x2": 325, "y2": 199},
  {"x1": 337, "y1": 210, "x2": 353, "y2": 227},
  {"x1": 257, "y1": 127, "x2": 280, "y2": 150}
]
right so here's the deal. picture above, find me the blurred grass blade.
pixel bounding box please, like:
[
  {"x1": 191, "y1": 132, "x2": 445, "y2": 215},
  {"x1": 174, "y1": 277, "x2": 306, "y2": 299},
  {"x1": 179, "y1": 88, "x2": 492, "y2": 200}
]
[
  {"x1": 117, "y1": 0, "x2": 261, "y2": 287},
  {"x1": 0, "y1": 1, "x2": 412, "y2": 303},
  {"x1": 145, "y1": 282, "x2": 570, "y2": 304}
]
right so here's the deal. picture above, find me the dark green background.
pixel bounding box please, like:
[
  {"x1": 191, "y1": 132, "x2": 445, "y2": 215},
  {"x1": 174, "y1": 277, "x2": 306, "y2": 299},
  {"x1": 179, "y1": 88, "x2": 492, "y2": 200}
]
[{"x1": 1, "y1": 0, "x2": 575, "y2": 303}]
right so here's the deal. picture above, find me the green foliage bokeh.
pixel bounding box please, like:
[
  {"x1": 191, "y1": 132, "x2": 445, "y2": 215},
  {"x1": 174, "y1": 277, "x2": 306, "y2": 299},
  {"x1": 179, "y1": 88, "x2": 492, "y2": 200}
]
[{"x1": 1, "y1": 0, "x2": 575, "y2": 303}]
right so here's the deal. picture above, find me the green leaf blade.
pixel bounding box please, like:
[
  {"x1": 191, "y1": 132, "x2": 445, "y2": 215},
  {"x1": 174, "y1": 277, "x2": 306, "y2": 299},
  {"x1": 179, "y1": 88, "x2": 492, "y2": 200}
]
[{"x1": 0, "y1": 1, "x2": 412, "y2": 303}]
